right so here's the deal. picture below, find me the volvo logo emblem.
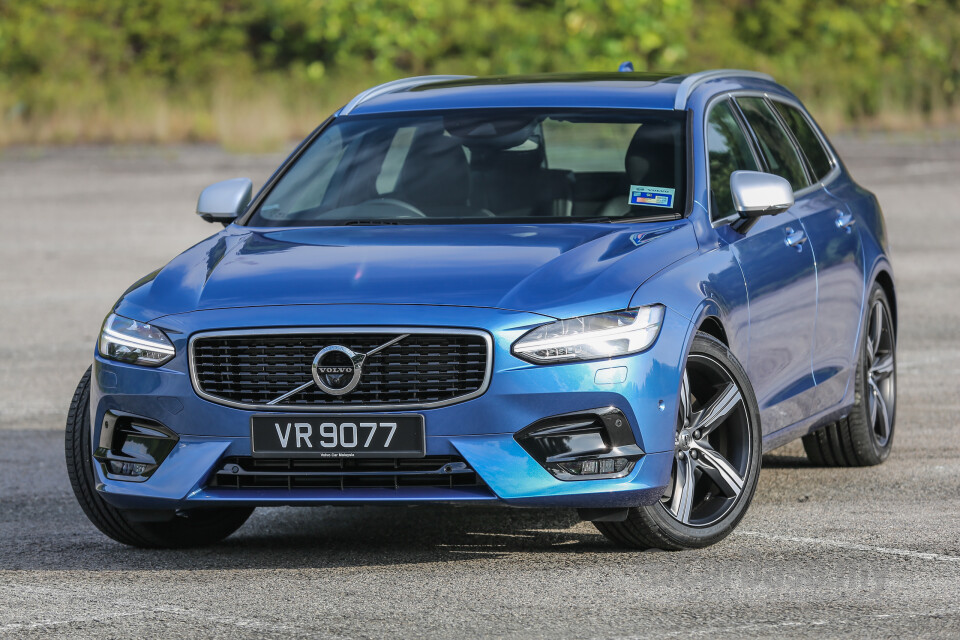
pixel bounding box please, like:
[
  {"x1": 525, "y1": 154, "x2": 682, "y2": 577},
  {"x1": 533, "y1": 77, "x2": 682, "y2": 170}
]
[
  {"x1": 266, "y1": 334, "x2": 409, "y2": 404},
  {"x1": 312, "y1": 345, "x2": 365, "y2": 396}
]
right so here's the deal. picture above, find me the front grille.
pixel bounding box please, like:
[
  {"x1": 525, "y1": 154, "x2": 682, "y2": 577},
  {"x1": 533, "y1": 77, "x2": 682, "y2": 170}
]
[
  {"x1": 191, "y1": 330, "x2": 490, "y2": 409},
  {"x1": 208, "y1": 456, "x2": 482, "y2": 490}
]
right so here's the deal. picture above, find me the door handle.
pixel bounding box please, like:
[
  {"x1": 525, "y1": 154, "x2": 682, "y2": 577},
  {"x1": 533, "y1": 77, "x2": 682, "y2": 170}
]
[
  {"x1": 784, "y1": 227, "x2": 807, "y2": 251},
  {"x1": 835, "y1": 210, "x2": 856, "y2": 233}
]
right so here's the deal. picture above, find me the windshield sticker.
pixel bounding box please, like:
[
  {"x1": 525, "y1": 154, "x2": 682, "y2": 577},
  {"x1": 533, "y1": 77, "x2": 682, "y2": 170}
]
[{"x1": 629, "y1": 185, "x2": 675, "y2": 208}]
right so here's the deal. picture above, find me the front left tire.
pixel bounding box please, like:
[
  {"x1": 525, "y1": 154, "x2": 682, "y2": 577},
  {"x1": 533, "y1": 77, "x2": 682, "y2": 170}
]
[
  {"x1": 594, "y1": 333, "x2": 762, "y2": 550},
  {"x1": 65, "y1": 367, "x2": 253, "y2": 548}
]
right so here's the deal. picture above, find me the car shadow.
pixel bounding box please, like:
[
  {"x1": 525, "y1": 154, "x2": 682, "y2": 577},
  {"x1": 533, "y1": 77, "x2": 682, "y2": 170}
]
[{"x1": 4, "y1": 504, "x2": 643, "y2": 572}]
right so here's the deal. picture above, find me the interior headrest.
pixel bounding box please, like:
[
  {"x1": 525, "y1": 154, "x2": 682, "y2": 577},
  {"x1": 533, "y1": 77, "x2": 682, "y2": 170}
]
[
  {"x1": 396, "y1": 133, "x2": 471, "y2": 209},
  {"x1": 625, "y1": 124, "x2": 679, "y2": 188}
]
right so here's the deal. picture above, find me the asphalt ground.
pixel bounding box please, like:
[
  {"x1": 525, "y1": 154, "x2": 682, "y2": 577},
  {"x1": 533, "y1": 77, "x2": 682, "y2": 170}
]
[{"x1": 1, "y1": 134, "x2": 959, "y2": 639}]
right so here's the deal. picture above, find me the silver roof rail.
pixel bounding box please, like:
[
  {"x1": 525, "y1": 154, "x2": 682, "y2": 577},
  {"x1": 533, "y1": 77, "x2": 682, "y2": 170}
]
[
  {"x1": 673, "y1": 69, "x2": 775, "y2": 110},
  {"x1": 341, "y1": 75, "x2": 474, "y2": 115}
]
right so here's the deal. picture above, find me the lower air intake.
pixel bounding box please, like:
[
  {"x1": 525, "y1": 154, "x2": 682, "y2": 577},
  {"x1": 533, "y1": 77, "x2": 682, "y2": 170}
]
[{"x1": 208, "y1": 456, "x2": 482, "y2": 490}]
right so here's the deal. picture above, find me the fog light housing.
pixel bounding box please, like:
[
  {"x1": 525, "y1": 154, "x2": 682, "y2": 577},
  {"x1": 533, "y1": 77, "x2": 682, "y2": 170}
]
[
  {"x1": 514, "y1": 407, "x2": 644, "y2": 481},
  {"x1": 558, "y1": 457, "x2": 631, "y2": 477},
  {"x1": 107, "y1": 461, "x2": 150, "y2": 476},
  {"x1": 94, "y1": 412, "x2": 178, "y2": 482}
]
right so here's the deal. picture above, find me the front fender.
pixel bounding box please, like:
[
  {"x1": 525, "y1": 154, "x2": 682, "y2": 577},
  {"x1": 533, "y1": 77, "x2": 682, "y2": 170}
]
[{"x1": 629, "y1": 244, "x2": 750, "y2": 368}]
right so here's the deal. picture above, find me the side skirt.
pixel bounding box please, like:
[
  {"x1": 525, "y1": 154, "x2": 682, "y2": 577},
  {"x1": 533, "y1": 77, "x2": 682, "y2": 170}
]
[{"x1": 761, "y1": 400, "x2": 854, "y2": 453}]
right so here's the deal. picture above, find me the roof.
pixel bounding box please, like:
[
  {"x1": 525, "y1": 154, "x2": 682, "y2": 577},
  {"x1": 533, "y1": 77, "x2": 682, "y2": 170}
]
[{"x1": 340, "y1": 70, "x2": 777, "y2": 116}]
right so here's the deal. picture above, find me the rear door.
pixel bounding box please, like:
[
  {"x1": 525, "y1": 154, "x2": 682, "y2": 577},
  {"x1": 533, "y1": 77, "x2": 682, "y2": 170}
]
[
  {"x1": 770, "y1": 99, "x2": 865, "y2": 412},
  {"x1": 706, "y1": 98, "x2": 818, "y2": 435}
]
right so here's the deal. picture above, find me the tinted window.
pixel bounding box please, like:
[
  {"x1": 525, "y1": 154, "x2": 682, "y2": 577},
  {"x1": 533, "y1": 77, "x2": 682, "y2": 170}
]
[
  {"x1": 706, "y1": 100, "x2": 759, "y2": 220},
  {"x1": 248, "y1": 110, "x2": 686, "y2": 226},
  {"x1": 773, "y1": 101, "x2": 833, "y2": 180},
  {"x1": 736, "y1": 97, "x2": 809, "y2": 190}
]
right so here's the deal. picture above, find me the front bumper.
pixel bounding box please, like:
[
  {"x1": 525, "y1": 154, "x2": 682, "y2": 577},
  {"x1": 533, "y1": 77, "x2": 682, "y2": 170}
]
[{"x1": 91, "y1": 304, "x2": 689, "y2": 510}]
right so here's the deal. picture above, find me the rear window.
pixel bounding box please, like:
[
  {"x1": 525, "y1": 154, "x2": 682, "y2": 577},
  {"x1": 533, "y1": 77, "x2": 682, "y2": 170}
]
[
  {"x1": 247, "y1": 109, "x2": 686, "y2": 226},
  {"x1": 772, "y1": 101, "x2": 833, "y2": 181}
]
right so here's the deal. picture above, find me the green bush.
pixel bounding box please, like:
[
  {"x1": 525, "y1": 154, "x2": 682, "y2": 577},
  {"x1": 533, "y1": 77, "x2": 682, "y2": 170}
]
[{"x1": 0, "y1": 0, "x2": 957, "y2": 147}]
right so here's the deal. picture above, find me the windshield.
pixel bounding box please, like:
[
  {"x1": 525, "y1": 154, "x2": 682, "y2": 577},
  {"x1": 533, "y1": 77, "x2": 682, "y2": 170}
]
[{"x1": 247, "y1": 109, "x2": 686, "y2": 226}]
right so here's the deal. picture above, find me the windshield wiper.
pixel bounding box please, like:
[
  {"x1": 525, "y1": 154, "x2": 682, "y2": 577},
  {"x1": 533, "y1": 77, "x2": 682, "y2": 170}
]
[{"x1": 340, "y1": 219, "x2": 405, "y2": 226}]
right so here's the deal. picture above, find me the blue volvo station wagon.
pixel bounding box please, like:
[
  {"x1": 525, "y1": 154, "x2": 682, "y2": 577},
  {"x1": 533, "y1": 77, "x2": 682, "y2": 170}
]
[{"x1": 66, "y1": 69, "x2": 897, "y2": 550}]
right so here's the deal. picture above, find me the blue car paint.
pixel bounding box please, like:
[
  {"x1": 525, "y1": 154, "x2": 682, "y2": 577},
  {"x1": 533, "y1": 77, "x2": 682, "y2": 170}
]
[
  {"x1": 91, "y1": 72, "x2": 893, "y2": 512},
  {"x1": 115, "y1": 221, "x2": 699, "y2": 322}
]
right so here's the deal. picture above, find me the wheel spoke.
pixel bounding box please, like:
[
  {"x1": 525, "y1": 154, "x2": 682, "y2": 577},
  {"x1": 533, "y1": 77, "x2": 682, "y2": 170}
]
[
  {"x1": 870, "y1": 353, "x2": 894, "y2": 380},
  {"x1": 669, "y1": 455, "x2": 696, "y2": 524},
  {"x1": 695, "y1": 443, "x2": 744, "y2": 499},
  {"x1": 679, "y1": 370, "x2": 692, "y2": 426},
  {"x1": 872, "y1": 379, "x2": 892, "y2": 442},
  {"x1": 869, "y1": 302, "x2": 883, "y2": 358},
  {"x1": 691, "y1": 383, "x2": 741, "y2": 437},
  {"x1": 867, "y1": 379, "x2": 879, "y2": 427}
]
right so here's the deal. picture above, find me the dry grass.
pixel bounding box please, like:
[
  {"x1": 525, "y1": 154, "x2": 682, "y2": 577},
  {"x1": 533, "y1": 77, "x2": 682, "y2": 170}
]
[
  {"x1": 1, "y1": 75, "x2": 958, "y2": 152},
  {"x1": 0, "y1": 75, "x2": 369, "y2": 151}
]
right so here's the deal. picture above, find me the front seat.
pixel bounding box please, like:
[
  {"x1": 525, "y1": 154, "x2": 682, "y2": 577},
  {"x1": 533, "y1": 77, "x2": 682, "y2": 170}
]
[
  {"x1": 394, "y1": 132, "x2": 471, "y2": 215},
  {"x1": 597, "y1": 123, "x2": 680, "y2": 218}
]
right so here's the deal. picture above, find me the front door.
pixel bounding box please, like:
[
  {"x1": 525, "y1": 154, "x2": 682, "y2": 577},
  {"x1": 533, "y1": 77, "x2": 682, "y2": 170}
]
[
  {"x1": 731, "y1": 213, "x2": 818, "y2": 433},
  {"x1": 706, "y1": 98, "x2": 818, "y2": 435}
]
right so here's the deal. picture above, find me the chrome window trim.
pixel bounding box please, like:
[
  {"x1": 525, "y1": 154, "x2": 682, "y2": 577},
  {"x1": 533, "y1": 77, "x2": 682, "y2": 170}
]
[
  {"x1": 188, "y1": 327, "x2": 494, "y2": 412},
  {"x1": 704, "y1": 90, "x2": 842, "y2": 228}
]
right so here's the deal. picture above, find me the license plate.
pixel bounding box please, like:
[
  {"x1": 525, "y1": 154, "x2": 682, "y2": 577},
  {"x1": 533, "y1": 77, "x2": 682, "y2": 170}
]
[{"x1": 251, "y1": 415, "x2": 424, "y2": 458}]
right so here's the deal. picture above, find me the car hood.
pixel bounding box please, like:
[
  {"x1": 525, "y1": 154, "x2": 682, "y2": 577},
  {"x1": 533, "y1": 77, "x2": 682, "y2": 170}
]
[{"x1": 116, "y1": 222, "x2": 698, "y2": 322}]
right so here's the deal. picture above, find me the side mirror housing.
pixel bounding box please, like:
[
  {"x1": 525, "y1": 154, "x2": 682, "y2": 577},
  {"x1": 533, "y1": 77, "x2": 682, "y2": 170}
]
[
  {"x1": 730, "y1": 171, "x2": 794, "y2": 218},
  {"x1": 197, "y1": 178, "x2": 253, "y2": 224}
]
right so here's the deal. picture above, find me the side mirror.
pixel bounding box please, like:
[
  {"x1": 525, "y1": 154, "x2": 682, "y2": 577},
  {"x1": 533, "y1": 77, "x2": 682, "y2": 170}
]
[
  {"x1": 197, "y1": 178, "x2": 253, "y2": 224},
  {"x1": 730, "y1": 170, "x2": 794, "y2": 218}
]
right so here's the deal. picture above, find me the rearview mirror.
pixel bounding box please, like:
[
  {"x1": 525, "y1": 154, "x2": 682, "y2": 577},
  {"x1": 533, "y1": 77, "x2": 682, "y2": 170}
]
[
  {"x1": 197, "y1": 178, "x2": 253, "y2": 224},
  {"x1": 730, "y1": 171, "x2": 794, "y2": 218}
]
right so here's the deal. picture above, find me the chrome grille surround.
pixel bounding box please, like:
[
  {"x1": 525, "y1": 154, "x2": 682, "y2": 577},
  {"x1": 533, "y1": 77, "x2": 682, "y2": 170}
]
[{"x1": 188, "y1": 327, "x2": 493, "y2": 411}]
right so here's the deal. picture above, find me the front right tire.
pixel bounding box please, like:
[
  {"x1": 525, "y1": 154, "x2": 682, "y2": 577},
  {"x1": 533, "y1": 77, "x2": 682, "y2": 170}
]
[
  {"x1": 594, "y1": 333, "x2": 762, "y2": 550},
  {"x1": 65, "y1": 366, "x2": 253, "y2": 548}
]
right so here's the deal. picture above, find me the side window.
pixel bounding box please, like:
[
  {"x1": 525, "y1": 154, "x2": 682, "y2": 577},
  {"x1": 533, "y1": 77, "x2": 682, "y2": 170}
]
[
  {"x1": 736, "y1": 97, "x2": 809, "y2": 191},
  {"x1": 772, "y1": 101, "x2": 833, "y2": 181},
  {"x1": 706, "y1": 100, "x2": 759, "y2": 221}
]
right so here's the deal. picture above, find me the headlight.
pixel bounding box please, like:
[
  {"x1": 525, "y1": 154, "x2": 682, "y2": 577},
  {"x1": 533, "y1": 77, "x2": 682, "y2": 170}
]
[
  {"x1": 99, "y1": 313, "x2": 175, "y2": 367},
  {"x1": 512, "y1": 305, "x2": 664, "y2": 364}
]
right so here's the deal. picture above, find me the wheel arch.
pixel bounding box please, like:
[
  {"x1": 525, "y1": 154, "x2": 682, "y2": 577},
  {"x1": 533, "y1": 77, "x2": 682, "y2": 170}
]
[
  {"x1": 873, "y1": 267, "x2": 897, "y2": 337},
  {"x1": 697, "y1": 314, "x2": 729, "y2": 346},
  {"x1": 672, "y1": 301, "x2": 734, "y2": 421}
]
